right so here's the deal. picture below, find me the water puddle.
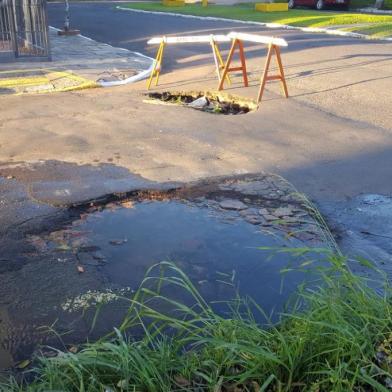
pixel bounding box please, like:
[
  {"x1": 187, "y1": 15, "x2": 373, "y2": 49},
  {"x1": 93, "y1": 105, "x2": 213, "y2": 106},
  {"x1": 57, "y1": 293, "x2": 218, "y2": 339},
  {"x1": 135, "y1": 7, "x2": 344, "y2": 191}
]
[
  {"x1": 63, "y1": 200, "x2": 307, "y2": 305},
  {"x1": 0, "y1": 175, "x2": 327, "y2": 371}
]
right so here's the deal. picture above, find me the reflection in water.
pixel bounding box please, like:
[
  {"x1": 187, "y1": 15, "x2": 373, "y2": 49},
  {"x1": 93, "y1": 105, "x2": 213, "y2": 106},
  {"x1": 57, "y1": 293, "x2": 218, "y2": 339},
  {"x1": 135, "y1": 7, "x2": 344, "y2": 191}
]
[{"x1": 85, "y1": 200, "x2": 306, "y2": 311}]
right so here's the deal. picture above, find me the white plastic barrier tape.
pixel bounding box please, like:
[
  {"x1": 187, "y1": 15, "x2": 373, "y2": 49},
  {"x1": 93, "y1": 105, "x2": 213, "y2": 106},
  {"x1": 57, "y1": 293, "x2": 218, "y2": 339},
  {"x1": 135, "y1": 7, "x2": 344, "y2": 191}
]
[
  {"x1": 227, "y1": 32, "x2": 288, "y2": 47},
  {"x1": 147, "y1": 35, "x2": 231, "y2": 45}
]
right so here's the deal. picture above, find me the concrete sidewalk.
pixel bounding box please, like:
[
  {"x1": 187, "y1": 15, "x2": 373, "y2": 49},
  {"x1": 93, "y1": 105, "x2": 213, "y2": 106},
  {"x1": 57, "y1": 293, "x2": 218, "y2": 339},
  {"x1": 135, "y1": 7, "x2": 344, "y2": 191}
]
[{"x1": 0, "y1": 28, "x2": 153, "y2": 94}]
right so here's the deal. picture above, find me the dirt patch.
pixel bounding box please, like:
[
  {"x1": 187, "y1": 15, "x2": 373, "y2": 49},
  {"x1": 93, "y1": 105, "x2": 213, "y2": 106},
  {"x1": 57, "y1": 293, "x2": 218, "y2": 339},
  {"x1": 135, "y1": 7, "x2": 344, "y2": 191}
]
[{"x1": 146, "y1": 91, "x2": 256, "y2": 115}]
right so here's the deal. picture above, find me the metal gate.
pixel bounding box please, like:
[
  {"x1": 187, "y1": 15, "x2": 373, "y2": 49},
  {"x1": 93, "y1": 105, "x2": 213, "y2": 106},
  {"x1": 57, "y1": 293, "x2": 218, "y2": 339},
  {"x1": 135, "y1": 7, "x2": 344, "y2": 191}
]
[{"x1": 0, "y1": 0, "x2": 50, "y2": 61}]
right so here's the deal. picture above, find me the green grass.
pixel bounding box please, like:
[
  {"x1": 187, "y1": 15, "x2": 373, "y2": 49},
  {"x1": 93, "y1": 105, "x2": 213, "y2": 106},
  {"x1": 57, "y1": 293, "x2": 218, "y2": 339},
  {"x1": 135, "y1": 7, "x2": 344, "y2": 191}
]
[
  {"x1": 343, "y1": 22, "x2": 392, "y2": 36},
  {"x1": 2, "y1": 254, "x2": 391, "y2": 392},
  {"x1": 122, "y1": 2, "x2": 392, "y2": 37}
]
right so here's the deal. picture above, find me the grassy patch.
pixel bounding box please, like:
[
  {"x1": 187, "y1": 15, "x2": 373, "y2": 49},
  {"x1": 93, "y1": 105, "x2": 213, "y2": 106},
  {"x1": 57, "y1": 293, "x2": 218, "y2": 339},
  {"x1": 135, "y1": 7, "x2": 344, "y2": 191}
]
[
  {"x1": 2, "y1": 254, "x2": 391, "y2": 392},
  {"x1": 343, "y1": 21, "x2": 392, "y2": 35},
  {"x1": 122, "y1": 2, "x2": 392, "y2": 37}
]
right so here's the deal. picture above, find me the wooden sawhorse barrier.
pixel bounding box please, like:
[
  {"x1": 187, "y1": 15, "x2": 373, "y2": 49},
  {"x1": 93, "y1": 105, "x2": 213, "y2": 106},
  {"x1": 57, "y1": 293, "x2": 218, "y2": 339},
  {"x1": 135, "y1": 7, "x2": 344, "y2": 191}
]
[
  {"x1": 147, "y1": 35, "x2": 232, "y2": 89},
  {"x1": 218, "y1": 32, "x2": 289, "y2": 105}
]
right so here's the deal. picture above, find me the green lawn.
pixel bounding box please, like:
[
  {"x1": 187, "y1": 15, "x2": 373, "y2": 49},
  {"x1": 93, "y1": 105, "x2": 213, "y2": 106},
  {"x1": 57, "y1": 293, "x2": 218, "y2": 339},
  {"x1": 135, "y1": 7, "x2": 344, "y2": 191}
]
[{"x1": 122, "y1": 2, "x2": 392, "y2": 37}]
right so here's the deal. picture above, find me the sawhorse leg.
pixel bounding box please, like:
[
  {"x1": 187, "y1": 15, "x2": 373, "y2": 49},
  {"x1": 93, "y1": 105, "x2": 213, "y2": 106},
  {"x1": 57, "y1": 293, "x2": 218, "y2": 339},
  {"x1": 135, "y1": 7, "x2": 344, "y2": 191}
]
[
  {"x1": 218, "y1": 38, "x2": 248, "y2": 91},
  {"x1": 257, "y1": 43, "x2": 288, "y2": 105},
  {"x1": 211, "y1": 40, "x2": 231, "y2": 86},
  {"x1": 147, "y1": 41, "x2": 166, "y2": 90}
]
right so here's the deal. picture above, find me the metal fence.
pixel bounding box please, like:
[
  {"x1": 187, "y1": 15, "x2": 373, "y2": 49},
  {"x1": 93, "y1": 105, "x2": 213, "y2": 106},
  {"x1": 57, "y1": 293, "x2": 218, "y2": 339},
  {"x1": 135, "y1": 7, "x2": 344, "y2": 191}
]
[{"x1": 0, "y1": 0, "x2": 50, "y2": 61}]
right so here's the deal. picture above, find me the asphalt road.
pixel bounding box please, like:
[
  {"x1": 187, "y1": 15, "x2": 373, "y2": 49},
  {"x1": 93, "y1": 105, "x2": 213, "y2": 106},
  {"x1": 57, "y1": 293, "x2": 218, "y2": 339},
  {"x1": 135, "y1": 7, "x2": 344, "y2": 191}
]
[{"x1": 47, "y1": 1, "x2": 377, "y2": 68}]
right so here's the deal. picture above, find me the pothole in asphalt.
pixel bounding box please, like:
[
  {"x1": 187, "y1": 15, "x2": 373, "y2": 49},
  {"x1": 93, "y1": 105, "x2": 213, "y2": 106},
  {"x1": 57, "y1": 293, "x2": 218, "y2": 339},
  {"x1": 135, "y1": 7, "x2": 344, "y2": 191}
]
[
  {"x1": 0, "y1": 174, "x2": 328, "y2": 370},
  {"x1": 145, "y1": 91, "x2": 256, "y2": 114}
]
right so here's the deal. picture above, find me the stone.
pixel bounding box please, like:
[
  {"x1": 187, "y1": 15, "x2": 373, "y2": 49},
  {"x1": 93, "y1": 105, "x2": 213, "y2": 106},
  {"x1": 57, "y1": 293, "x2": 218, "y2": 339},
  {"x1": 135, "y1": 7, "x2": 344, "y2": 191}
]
[
  {"x1": 239, "y1": 208, "x2": 263, "y2": 224},
  {"x1": 264, "y1": 214, "x2": 278, "y2": 221},
  {"x1": 294, "y1": 211, "x2": 308, "y2": 217},
  {"x1": 281, "y1": 216, "x2": 298, "y2": 224},
  {"x1": 240, "y1": 208, "x2": 259, "y2": 216},
  {"x1": 258, "y1": 208, "x2": 270, "y2": 216},
  {"x1": 92, "y1": 251, "x2": 106, "y2": 261},
  {"x1": 77, "y1": 252, "x2": 102, "y2": 266},
  {"x1": 245, "y1": 216, "x2": 262, "y2": 225},
  {"x1": 219, "y1": 199, "x2": 247, "y2": 211},
  {"x1": 274, "y1": 207, "x2": 294, "y2": 217},
  {"x1": 268, "y1": 193, "x2": 280, "y2": 200}
]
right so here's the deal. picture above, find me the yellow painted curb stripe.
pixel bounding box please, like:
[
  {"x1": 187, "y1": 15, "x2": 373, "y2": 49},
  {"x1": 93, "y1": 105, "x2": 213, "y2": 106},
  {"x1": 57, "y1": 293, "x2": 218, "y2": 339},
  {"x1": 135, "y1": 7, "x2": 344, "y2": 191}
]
[
  {"x1": 0, "y1": 69, "x2": 99, "y2": 94},
  {"x1": 18, "y1": 81, "x2": 99, "y2": 95},
  {"x1": 0, "y1": 76, "x2": 50, "y2": 88}
]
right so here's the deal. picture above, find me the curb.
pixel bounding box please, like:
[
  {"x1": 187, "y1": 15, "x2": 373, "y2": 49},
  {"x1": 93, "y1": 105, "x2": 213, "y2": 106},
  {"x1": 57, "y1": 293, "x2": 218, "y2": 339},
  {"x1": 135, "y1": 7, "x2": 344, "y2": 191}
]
[
  {"x1": 358, "y1": 7, "x2": 392, "y2": 14},
  {"x1": 49, "y1": 26, "x2": 155, "y2": 87},
  {"x1": 116, "y1": 6, "x2": 392, "y2": 42}
]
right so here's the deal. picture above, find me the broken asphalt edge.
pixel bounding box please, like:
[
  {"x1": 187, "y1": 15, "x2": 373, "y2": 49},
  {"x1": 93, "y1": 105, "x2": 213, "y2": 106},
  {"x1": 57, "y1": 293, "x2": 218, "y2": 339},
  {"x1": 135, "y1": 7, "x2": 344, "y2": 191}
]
[
  {"x1": 49, "y1": 26, "x2": 155, "y2": 88},
  {"x1": 116, "y1": 6, "x2": 392, "y2": 42}
]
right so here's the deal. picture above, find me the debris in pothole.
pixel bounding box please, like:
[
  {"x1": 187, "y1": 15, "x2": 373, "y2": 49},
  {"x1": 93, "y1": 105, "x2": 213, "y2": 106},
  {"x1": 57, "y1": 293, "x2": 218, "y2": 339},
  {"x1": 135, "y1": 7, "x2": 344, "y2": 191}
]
[
  {"x1": 60, "y1": 287, "x2": 133, "y2": 313},
  {"x1": 146, "y1": 91, "x2": 255, "y2": 115},
  {"x1": 77, "y1": 265, "x2": 85, "y2": 273},
  {"x1": 188, "y1": 96, "x2": 209, "y2": 109}
]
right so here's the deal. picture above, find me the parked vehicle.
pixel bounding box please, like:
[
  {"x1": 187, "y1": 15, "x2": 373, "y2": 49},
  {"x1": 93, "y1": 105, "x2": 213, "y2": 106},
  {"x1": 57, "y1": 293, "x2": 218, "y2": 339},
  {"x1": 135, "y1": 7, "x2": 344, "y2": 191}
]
[{"x1": 288, "y1": 0, "x2": 350, "y2": 10}]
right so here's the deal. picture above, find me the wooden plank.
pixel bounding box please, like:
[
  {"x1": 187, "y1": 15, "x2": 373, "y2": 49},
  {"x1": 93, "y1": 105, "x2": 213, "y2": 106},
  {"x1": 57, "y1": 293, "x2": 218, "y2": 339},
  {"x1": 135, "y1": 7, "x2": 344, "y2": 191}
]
[
  {"x1": 227, "y1": 32, "x2": 288, "y2": 47},
  {"x1": 148, "y1": 35, "x2": 231, "y2": 45}
]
